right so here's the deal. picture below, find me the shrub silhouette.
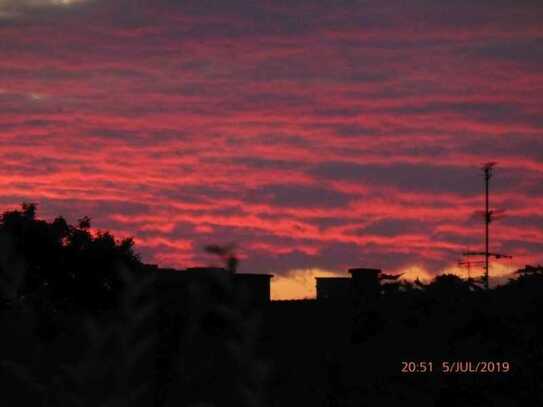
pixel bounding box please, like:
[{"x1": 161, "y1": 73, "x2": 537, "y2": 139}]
[{"x1": 0, "y1": 204, "x2": 155, "y2": 406}]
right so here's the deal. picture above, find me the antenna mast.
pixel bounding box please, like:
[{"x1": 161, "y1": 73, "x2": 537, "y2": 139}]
[
  {"x1": 483, "y1": 162, "x2": 493, "y2": 289},
  {"x1": 463, "y1": 163, "x2": 511, "y2": 289},
  {"x1": 458, "y1": 260, "x2": 484, "y2": 281}
]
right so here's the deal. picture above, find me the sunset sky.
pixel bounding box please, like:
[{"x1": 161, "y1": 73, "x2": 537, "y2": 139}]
[{"x1": 1, "y1": 0, "x2": 542, "y2": 298}]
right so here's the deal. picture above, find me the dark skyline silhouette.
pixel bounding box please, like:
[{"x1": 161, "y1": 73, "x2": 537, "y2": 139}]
[{"x1": 1, "y1": 203, "x2": 542, "y2": 406}]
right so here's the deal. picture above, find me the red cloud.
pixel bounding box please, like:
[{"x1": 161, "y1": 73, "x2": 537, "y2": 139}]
[{"x1": 1, "y1": 1, "x2": 542, "y2": 298}]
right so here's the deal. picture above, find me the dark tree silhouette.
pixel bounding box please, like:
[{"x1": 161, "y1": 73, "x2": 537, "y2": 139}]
[{"x1": 0, "y1": 203, "x2": 142, "y2": 314}]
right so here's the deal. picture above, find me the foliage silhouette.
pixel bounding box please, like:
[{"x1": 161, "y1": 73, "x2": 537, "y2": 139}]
[{"x1": 0, "y1": 203, "x2": 142, "y2": 316}]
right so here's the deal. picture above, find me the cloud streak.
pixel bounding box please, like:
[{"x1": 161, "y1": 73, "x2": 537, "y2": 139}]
[{"x1": 1, "y1": 0, "x2": 542, "y2": 298}]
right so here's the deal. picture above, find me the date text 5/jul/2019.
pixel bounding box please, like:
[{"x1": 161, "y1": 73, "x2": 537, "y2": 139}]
[{"x1": 401, "y1": 361, "x2": 511, "y2": 374}]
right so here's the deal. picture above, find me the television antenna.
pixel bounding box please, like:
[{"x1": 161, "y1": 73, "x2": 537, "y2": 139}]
[
  {"x1": 463, "y1": 163, "x2": 511, "y2": 289},
  {"x1": 458, "y1": 259, "x2": 484, "y2": 280}
]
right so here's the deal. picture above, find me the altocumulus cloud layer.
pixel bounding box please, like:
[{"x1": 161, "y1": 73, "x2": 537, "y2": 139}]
[{"x1": 1, "y1": 0, "x2": 542, "y2": 298}]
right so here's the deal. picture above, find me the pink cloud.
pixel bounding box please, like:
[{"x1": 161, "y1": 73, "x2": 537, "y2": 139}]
[{"x1": 1, "y1": 1, "x2": 542, "y2": 298}]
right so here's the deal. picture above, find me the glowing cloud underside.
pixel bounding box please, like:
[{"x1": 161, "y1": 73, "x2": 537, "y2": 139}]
[{"x1": 272, "y1": 269, "x2": 343, "y2": 300}]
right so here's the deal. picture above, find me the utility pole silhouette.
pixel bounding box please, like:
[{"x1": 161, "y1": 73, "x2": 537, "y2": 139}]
[{"x1": 463, "y1": 163, "x2": 511, "y2": 289}]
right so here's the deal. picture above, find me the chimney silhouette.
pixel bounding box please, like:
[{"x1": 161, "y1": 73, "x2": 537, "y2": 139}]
[{"x1": 348, "y1": 268, "x2": 382, "y2": 301}]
